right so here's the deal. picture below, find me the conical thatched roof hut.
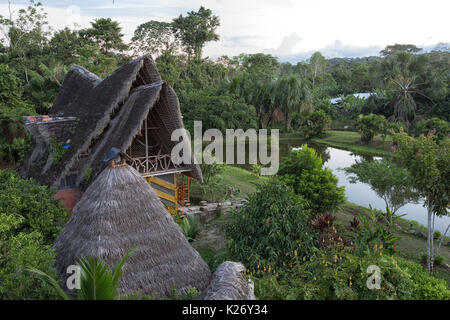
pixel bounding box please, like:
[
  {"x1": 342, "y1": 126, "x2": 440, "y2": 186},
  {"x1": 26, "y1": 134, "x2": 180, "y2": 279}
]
[{"x1": 53, "y1": 161, "x2": 211, "y2": 298}]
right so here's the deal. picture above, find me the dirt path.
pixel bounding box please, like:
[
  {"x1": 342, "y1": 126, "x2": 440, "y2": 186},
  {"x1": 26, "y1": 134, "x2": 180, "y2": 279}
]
[{"x1": 192, "y1": 213, "x2": 231, "y2": 252}]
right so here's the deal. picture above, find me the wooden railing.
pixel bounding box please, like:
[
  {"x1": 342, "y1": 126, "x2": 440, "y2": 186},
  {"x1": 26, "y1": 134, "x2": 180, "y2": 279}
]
[{"x1": 127, "y1": 154, "x2": 182, "y2": 175}]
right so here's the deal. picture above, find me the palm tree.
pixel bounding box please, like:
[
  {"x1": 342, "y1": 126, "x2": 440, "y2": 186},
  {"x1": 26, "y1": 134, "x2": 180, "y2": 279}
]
[
  {"x1": 388, "y1": 74, "x2": 420, "y2": 128},
  {"x1": 229, "y1": 76, "x2": 276, "y2": 128},
  {"x1": 274, "y1": 75, "x2": 311, "y2": 131},
  {"x1": 383, "y1": 52, "x2": 430, "y2": 130},
  {"x1": 250, "y1": 80, "x2": 277, "y2": 128},
  {"x1": 27, "y1": 247, "x2": 136, "y2": 300}
]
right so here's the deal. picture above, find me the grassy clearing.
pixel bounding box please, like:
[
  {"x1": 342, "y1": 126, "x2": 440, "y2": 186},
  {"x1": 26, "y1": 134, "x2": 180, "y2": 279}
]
[
  {"x1": 190, "y1": 165, "x2": 268, "y2": 203},
  {"x1": 278, "y1": 132, "x2": 305, "y2": 140},
  {"x1": 220, "y1": 166, "x2": 268, "y2": 195},
  {"x1": 311, "y1": 130, "x2": 394, "y2": 157}
]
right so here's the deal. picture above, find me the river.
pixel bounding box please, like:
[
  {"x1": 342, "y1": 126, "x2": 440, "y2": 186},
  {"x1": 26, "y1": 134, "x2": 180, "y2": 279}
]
[{"x1": 279, "y1": 139, "x2": 450, "y2": 233}]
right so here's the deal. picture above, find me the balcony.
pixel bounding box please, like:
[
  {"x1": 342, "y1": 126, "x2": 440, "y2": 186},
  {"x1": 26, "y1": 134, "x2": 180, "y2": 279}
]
[{"x1": 126, "y1": 153, "x2": 190, "y2": 176}]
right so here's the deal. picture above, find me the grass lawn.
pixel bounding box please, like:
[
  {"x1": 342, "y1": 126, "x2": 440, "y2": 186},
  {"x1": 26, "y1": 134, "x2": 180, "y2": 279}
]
[
  {"x1": 190, "y1": 165, "x2": 268, "y2": 203},
  {"x1": 311, "y1": 130, "x2": 395, "y2": 157}
]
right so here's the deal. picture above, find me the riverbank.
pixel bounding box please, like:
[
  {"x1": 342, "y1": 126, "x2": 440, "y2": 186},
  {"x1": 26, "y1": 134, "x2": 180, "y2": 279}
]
[
  {"x1": 335, "y1": 202, "x2": 450, "y2": 284},
  {"x1": 190, "y1": 201, "x2": 450, "y2": 287},
  {"x1": 311, "y1": 130, "x2": 394, "y2": 157},
  {"x1": 189, "y1": 163, "x2": 450, "y2": 286}
]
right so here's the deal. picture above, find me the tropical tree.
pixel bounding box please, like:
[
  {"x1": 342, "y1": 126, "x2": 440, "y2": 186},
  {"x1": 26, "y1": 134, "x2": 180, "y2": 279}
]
[
  {"x1": 380, "y1": 43, "x2": 422, "y2": 57},
  {"x1": 131, "y1": 20, "x2": 179, "y2": 57},
  {"x1": 0, "y1": 64, "x2": 35, "y2": 163},
  {"x1": 344, "y1": 158, "x2": 420, "y2": 215},
  {"x1": 393, "y1": 129, "x2": 449, "y2": 274},
  {"x1": 229, "y1": 76, "x2": 277, "y2": 128},
  {"x1": 382, "y1": 52, "x2": 430, "y2": 129},
  {"x1": 28, "y1": 247, "x2": 137, "y2": 300},
  {"x1": 171, "y1": 6, "x2": 220, "y2": 60},
  {"x1": 80, "y1": 18, "x2": 127, "y2": 54},
  {"x1": 0, "y1": 0, "x2": 49, "y2": 83},
  {"x1": 238, "y1": 53, "x2": 280, "y2": 81},
  {"x1": 274, "y1": 75, "x2": 311, "y2": 131},
  {"x1": 278, "y1": 145, "x2": 345, "y2": 214},
  {"x1": 309, "y1": 51, "x2": 327, "y2": 88}
]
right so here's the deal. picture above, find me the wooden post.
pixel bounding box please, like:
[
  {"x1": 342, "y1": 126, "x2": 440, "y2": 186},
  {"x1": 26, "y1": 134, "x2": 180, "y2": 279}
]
[
  {"x1": 186, "y1": 176, "x2": 190, "y2": 203},
  {"x1": 144, "y1": 118, "x2": 148, "y2": 173}
]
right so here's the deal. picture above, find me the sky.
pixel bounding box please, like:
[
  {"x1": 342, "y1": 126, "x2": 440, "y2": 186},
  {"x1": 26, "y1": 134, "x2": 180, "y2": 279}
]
[{"x1": 1, "y1": 0, "x2": 449, "y2": 62}]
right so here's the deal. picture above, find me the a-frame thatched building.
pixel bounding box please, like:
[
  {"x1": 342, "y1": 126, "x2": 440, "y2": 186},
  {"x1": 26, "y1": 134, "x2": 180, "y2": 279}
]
[
  {"x1": 53, "y1": 160, "x2": 211, "y2": 297},
  {"x1": 20, "y1": 56, "x2": 201, "y2": 210}
]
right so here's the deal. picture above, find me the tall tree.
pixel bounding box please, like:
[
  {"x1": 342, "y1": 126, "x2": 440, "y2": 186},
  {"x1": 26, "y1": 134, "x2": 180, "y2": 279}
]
[
  {"x1": 238, "y1": 53, "x2": 280, "y2": 81},
  {"x1": 344, "y1": 158, "x2": 420, "y2": 215},
  {"x1": 309, "y1": 51, "x2": 327, "y2": 88},
  {"x1": 0, "y1": 0, "x2": 49, "y2": 83},
  {"x1": 171, "y1": 6, "x2": 220, "y2": 60},
  {"x1": 80, "y1": 18, "x2": 127, "y2": 54},
  {"x1": 382, "y1": 52, "x2": 429, "y2": 129},
  {"x1": 380, "y1": 43, "x2": 422, "y2": 57},
  {"x1": 131, "y1": 20, "x2": 179, "y2": 57},
  {"x1": 393, "y1": 129, "x2": 449, "y2": 274},
  {"x1": 274, "y1": 75, "x2": 311, "y2": 131}
]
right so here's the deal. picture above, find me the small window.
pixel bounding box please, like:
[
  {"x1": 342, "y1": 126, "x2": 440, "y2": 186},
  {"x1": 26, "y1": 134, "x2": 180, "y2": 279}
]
[{"x1": 59, "y1": 173, "x2": 77, "y2": 190}]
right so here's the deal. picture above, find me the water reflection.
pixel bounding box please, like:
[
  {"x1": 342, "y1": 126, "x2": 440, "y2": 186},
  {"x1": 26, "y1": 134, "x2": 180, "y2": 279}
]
[
  {"x1": 313, "y1": 147, "x2": 449, "y2": 233},
  {"x1": 219, "y1": 138, "x2": 449, "y2": 232}
]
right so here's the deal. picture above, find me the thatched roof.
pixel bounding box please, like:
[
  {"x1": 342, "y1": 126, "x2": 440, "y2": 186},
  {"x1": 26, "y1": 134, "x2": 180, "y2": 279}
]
[
  {"x1": 19, "y1": 56, "x2": 202, "y2": 190},
  {"x1": 53, "y1": 163, "x2": 211, "y2": 298},
  {"x1": 202, "y1": 261, "x2": 257, "y2": 300}
]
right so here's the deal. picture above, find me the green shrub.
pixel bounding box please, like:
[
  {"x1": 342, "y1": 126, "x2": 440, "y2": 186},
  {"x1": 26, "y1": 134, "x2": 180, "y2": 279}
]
[
  {"x1": 420, "y1": 253, "x2": 445, "y2": 266},
  {"x1": 300, "y1": 110, "x2": 331, "y2": 139},
  {"x1": 0, "y1": 170, "x2": 68, "y2": 299},
  {"x1": 200, "y1": 161, "x2": 226, "y2": 184},
  {"x1": 226, "y1": 179, "x2": 315, "y2": 271},
  {"x1": 397, "y1": 258, "x2": 450, "y2": 300},
  {"x1": 414, "y1": 117, "x2": 449, "y2": 141},
  {"x1": 0, "y1": 231, "x2": 60, "y2": 300},
  {"x1": 357, "y1": 113, "x2": 386, "y2": 143},
  {"x1": 347, "y1": 206, "x2": 401, "y2": 255},
  {"x1": 251, "y1": 247, "x2": 450, "y2": 300},
  {"x1": 278, "y1": 145, "x2": 345, "y2": 214},
  {"x1": 179, "y1": 215, "x2": 201, "y2": 241},
  {"x1": 250, "y1": 273, "x2": 293, "y2": 300},
  {"x1": 300, "y1": 249, "x2": 419, "y2": 300},
  {"x1": 0, "y1": 170, "x2": 68, "y2": 244},
  {"x1": 433, "y1": 230, "x2": 442, "y2": 240}
]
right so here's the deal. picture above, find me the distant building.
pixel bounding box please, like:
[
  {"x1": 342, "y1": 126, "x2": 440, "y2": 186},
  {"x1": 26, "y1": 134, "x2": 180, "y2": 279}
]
[
  {"x1": 329, "y1": 92, "x2": 376, "y2": 105},
  {"x1": 20, "y1": 56, "x2": 201, "y2": 212}
]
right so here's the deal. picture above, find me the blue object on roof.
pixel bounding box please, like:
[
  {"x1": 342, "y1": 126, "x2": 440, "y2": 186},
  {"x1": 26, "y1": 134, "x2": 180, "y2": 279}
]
[
  {"x1": 103, "y1": 147, "x2": 121, "y2": 163},
  {"x1": 62, "y1": 144, "x2": 70, "y2": 150}
]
